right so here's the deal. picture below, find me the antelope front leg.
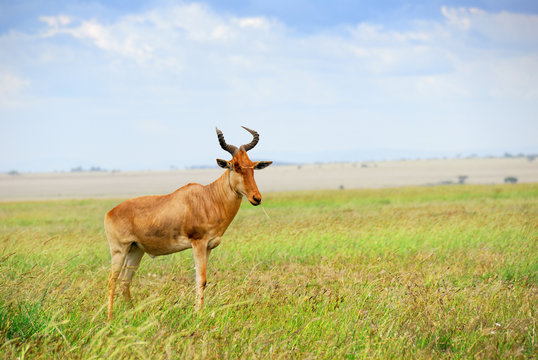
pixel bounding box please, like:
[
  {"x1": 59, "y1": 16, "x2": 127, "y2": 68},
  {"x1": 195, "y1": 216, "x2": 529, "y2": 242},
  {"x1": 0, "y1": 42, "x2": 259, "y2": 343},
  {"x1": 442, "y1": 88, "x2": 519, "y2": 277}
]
[{"x1": 192, "y1": 241, "x2": 210, "y2": 310}]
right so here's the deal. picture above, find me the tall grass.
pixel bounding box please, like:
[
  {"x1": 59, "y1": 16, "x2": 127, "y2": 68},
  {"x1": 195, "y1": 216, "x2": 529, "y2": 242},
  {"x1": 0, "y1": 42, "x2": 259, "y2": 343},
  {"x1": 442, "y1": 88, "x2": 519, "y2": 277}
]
[{"x1": 0, "y1": 184, "x2": 536, "y2": 359}]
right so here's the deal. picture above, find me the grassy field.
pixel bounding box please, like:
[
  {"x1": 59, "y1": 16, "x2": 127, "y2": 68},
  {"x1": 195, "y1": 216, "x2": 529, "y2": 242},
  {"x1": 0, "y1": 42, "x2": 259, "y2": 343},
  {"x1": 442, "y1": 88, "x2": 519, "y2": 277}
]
[{"x1": 0, "y1": 184, "x2": 536, "y2": 359}]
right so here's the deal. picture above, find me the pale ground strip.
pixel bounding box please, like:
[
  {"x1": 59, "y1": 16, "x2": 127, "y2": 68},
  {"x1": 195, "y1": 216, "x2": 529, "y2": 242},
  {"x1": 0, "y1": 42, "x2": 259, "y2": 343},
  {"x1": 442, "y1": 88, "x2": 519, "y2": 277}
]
[{"x1": 0, "y1": 158, "x2": 536, "y2": 201}]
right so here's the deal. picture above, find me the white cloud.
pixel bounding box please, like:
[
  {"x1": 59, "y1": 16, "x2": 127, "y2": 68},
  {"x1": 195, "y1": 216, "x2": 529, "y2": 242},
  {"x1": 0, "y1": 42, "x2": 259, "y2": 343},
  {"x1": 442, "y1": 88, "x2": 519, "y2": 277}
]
[
  {"x1": 237, "y1": 17, "x2": 272, "y2": 31},
  {"x1": 349, "y1": 23, "x2": 433, "y2": 44},
  {"x1": 0, "y1": 72, "x2": 30, "y2": 108},
  {"x1": 39, "y1": 15, "x2": 73, "y2": 29},
  {"x1": 0, "y1": 72, "x2": 29, "y2": 93},
  {"x1": 1, "y1": 3, "x2": 537, "y2": 171},
  {"x1": 442, "y1": 6, "x2": 538, "y2": 47},
  {"x1": 7, "y1": 4, "x2": 534, "y2": 121},
  {"x1": 39, "y1": 16, "x2": 157, "y2": 63},
  {"x1": 34, "y1": 4, "x2": 282, "y2": 72},
  {"x1": 19, "y1": 5, "x2": 538, "y2": 104},
  {"x1": 441, "y1": 6, "x2": 473, "y2": 30}
]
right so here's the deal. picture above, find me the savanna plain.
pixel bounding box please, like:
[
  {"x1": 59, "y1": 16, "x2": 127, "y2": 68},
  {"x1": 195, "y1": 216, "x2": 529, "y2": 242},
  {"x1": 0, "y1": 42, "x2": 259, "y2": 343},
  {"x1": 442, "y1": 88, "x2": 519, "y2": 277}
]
[{"x1": 0, "y1": 184, "x2": 536, "y2": 359}]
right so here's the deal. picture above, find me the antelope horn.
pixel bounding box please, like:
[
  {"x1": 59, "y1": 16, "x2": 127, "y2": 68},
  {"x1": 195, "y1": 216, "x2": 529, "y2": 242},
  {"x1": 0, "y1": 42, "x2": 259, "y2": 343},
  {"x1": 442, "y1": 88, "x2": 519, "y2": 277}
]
[
  {"x1": 240, "y1": 126, "x2": 259, "y2": 152},
  {"x1": 216, "y1": 127, "x2": 238, "y2": 156}
]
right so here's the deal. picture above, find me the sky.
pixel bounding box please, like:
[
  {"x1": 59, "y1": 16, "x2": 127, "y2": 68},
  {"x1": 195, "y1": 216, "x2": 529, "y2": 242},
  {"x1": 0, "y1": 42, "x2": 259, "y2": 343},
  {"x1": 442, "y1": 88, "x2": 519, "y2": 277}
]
[{"x1": 1, "y1": 0, "x2": 537, "y2": 172}]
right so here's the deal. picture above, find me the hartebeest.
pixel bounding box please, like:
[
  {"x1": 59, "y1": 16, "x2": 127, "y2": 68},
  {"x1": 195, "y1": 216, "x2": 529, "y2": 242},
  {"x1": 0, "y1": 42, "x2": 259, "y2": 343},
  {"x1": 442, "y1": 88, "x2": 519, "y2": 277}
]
[{"x1": 104, "y1": 127, "x2": 272, "y2": 320}]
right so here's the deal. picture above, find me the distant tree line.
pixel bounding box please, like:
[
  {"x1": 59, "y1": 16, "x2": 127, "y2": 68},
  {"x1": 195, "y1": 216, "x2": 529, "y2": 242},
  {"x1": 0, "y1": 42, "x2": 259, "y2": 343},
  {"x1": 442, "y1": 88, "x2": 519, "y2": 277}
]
[
  {"x1": 504, "y1": 153, "x2": 536, "y2": 161},
  {"x1": 71, "y1": 166, "x2": 108, "y2": 172}
]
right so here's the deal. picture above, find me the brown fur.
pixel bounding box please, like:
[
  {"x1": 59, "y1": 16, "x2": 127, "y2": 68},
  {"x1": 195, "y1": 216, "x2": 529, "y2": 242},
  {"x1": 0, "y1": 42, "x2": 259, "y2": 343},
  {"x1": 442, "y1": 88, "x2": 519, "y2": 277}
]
[{"x1": 105, "y1": 148, "x2": 271, "y2": 320}]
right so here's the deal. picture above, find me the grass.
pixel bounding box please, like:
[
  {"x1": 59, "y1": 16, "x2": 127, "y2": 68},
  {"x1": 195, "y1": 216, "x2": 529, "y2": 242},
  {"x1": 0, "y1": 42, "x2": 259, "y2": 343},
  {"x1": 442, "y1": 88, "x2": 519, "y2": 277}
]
[{"x1": 0, "y1": 184, "x2": 536, "y2": 359}]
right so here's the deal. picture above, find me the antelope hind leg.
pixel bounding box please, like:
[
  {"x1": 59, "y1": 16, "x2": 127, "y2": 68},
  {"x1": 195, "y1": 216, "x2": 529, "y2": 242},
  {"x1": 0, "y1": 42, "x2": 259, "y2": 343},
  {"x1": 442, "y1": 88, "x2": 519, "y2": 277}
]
[
  {"x1": 107, "y1": 246, "x2": 130, "y2": 321},
  {"x1": 118, "y1": 243, "x2": 144, "y2": 306}
]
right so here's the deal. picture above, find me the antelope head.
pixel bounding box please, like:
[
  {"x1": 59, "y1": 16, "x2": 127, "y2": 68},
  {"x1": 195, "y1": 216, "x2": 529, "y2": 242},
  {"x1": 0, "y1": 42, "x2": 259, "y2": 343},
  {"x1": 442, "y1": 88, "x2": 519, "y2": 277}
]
[{"x1": 216, "y1": 126, "x2": 272, "y2": 206}]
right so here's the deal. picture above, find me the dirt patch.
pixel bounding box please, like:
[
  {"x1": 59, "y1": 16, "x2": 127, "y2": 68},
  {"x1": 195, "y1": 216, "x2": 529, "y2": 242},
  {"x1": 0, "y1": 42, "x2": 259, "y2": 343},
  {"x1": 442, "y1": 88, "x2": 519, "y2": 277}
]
[{"x1": 1, "y1": 158, "x2": 536, "y2": 201}]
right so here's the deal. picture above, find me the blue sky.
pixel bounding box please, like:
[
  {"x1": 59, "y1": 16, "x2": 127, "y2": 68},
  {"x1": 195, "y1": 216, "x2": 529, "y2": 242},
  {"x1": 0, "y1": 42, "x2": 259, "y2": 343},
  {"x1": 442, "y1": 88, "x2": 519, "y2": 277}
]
[{"x1": 1, "y1": 1, "x2": 537, "y2": 172}]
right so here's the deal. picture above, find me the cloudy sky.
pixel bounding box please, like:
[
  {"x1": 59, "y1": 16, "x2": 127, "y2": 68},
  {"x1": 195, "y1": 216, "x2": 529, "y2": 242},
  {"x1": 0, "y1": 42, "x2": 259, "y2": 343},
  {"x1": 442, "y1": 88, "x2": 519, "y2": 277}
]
[{"x1": 1, "y1": 0, "x2": 537, "y2": 172}]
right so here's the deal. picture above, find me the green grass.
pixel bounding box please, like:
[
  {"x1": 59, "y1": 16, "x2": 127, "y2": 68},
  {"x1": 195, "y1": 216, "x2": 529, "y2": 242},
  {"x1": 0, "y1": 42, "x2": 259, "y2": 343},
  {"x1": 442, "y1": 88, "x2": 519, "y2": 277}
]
[{"x1": 0, "y1": 184, "x2": 536, "y2": 359}]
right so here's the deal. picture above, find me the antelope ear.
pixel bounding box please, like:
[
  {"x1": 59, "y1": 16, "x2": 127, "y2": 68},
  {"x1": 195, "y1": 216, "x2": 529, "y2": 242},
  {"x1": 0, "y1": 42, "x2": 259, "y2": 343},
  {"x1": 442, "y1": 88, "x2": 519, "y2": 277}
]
[
  {"x1": 254, "y1": 161, "x2": 273, "y2": 170},
  {"x1": 216, "y1": 159, "x2": 231, "y2": 169}
]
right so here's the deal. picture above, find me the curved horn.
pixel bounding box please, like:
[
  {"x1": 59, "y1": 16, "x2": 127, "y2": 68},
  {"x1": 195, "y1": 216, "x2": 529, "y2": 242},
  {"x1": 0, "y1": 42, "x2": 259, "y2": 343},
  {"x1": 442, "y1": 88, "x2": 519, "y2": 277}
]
[
  {"x1": 240, "y1": 126, "x2": 259, "y2": 152},
  {"x1": 216, "y1": 127, "x2": 238, "y2": 156}
]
